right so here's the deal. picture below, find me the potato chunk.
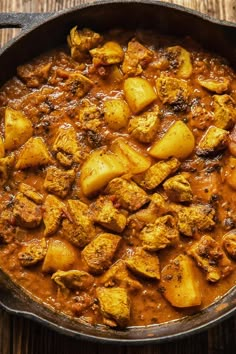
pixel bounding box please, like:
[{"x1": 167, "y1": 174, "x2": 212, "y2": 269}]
[
  {"x1": 110, "y1": 137, "x2": 151, "y2": 175},
  {"x1": 97, "y1": 287, "x2": 130, "y2": 327},
  {"x1": 149, "y1": 121, "x2": 195, "y2": 160},
  {"x1": 90, "y1": 41, "x2": 124, "y2": 66},
  {"x1": 81, "y1": 233, "x2": 121, "y2": 274},
  {"x1": 126, "y1": 247, "x2": 160, "y2": 279},
  {"x1": 198, "y1": 77, "x2": 230, "y2": 94},
  {"x1": 103, "y1": 98, "x2": 131, "y2": 130},
  {"x1": 0, "y1": 136, "x2": 5, "y2": 158},
  {"x1": 4, "y1": 107, "x2": 33, "y2": 151},
  {"x1": 80, "y1": 148, "x2": 126, "y2": 197},
  {"x1": 128, "y1": 110, "x2": 160, "y2": 143},
  {"x1": 161, "y1": 254, "x2": 202, "y2": 308},
  {"x1": 15, "y1": 137, "x2": 52, "y2": 169},
  {"x1": 42, "y1": 238, "x2": 76, "y2": 273},
  {"x1": 196, "y1": 125, "x2": 229, "y2": 156},
  {"x1": 124, "y1": 77, "x2": 157, "y2": 114},
  {"x1": 166, "y1": 46, "x2": 192, "y2": 79}
]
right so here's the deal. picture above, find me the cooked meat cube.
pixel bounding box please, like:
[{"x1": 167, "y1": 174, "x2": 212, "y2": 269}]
[
  {"x1": 106, "y1": 178, "x2": 149, "y2": 212},
  {"x1": 122, "y1": 38, "x2": 154, "y2": 76},
  {"x1": 198, "y1": 77, "x2": 230, "y2": 94},
  {"x1": 19, "y1": 183, "x2": 43, "y2": 204},
  {"x1": 126, "y1": 247, "x2": 160, "y2": 279},
  {"x1": 51, "y1": 270, "x2": 94, "y2": 290},
  {"x1": 139, "y1": 215, "x2": 179, "y2": 251},
  {"x1": 213, "y1": 94, "x2": 236, "y2": 130},
  {"x1": 78, "y1": 103, "x2": 103, "y2": 132},
  {"x1": 156, "y1": 76, "x2": 189, "y2": 111},
  {"x1": 43, "y1": 195, "x2": 65, "y2": 236},
  {"x1": 90, "y1": 196, "x2": 127, "y2": 233},
  {"x1": 100, "y1": 260, "x2": 142, "y2": 290},
  {"x1": 171, "y1": 204, "x2": 215, "y2": 237},
  {"x1": 188, "y1": 235, "x2": 233, "y2": 282},
  {"x1": 13, "y1": 193, "x2": 42, "y2": 229},
  {"x1": 67, "y1": 26, "x2": 102, "y2": 61},
  {"x1": 163, "y1": 173, "x2": 193, "y2": 202},
  {"x1": 222, "y1": 230, "x2": 236, "y2": 259},
  {"x1": 90, "y1": 41, "x2": 124, "y2": 66},
  {"x1": 52, "y1": 125, "x2": 81, "y2": 164},
  {"x1": 96, "y1": 287, "x2": 130, "y2": 327},
  {"x1": 0, "y1": 210, "x2": 15, "y2": 244},
  {"x1": 18, "y1": 238, "x2": 47, "y2": 267},
  {"x1": 134, "y1": 158, "x2": 180, "y2": 190},
  {"x1": 17, "y1": 61, "x2": 52, "y2": 88},
  {"x1": 0, "y1": 155, "x2": 15, "y2": 185},
  {"x1": 62, "y1": 199, "x2": 96, "y2": 248},
  {"x1": 196, "y1": 125, "x2": 229, "y2": 156},
  {"x1": 43, "y1": 166, "x2": 75, "y2": 198},
  {"x1": 64, "y1": 72, "x2": 93, "y2": 99},
  {"x1": 56, "y1": 152, "x2": 73, "y2": 167},
  {"x1": 161, "y1": 254, "x2": 201, "y2": 307},
  {"x1": 81, "y1": 233, "x2": 121, "y2": 274},
  {"x1": 128, "y1": 110, "x2": 160, "y2": 143},
  {"x1": 15, "y1": 137, "x2": 52, "y2": 170}
]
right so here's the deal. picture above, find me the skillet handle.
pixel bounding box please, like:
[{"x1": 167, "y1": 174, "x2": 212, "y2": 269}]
[{"x1": 0, "y1": 12, "x2": 53, "y2": 30}]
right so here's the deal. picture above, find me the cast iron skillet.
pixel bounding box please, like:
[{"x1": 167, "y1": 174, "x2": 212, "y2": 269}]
[{"x1": 0, "y1": 0, "x2": 236, "y2": 344}]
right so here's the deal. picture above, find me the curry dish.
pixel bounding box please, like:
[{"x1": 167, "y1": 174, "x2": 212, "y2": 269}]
[{"x1": 0, "y1": 27, "x2": 236, "y2": 328}]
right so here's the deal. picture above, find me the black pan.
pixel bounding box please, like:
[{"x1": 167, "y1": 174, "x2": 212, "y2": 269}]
[{"x1": 0, "y1": 0, "x2": 236, "y2": 344}]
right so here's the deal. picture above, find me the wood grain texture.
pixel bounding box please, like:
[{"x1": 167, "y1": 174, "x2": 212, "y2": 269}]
[{"x1": 0, "y1": 1, "x2": 236, "y2": 353}]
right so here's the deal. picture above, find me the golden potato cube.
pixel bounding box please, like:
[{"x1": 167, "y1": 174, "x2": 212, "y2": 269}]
[
  {"x1": 4, "y1": 107, "x2": 33, "y2": 151},
  {"x1": 80, "y1": 148, "x2": 126, "y2": 197},
  {"x1": 103, "y1": 98, "x2": 131, "y2": 130},
  {"x1": 15, "y1": 137, "x2": 52, "y2": 169},
  {"x1": 0, "y1": 136, "x2": 4, "y2": 158},
  {"x1": 110, "y1": 137, "x2": 151, "y2": 175},
  {"x1": 166, "y1": 46, "x2": 192, "y2": 79},
  {"x1": 149, "y1": 121, "x2": 195, "y2": 160},
  {"x1": 124, "y1": 77, "x2": 157, "y2": 114},
  {"x1": 42, "y1": 238, "x2": 76, "y2": 273},
  {"x1": 161, "y1": 254, "x2": 202, "y2": 307}
]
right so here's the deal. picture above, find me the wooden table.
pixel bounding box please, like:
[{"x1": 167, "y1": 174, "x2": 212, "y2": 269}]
[{"x1": 0, "y1": 1, "x2": 235, "y2": 353}]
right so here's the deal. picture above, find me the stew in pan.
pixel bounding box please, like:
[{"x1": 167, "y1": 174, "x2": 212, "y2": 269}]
[{"x1": 0, "y1": 27, "x2": 235, "y2": 328}]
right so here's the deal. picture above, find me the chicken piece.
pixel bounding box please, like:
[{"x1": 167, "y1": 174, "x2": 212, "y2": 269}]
[
  {"x1": 222, "y1": 230, "x2": 236, "y2": 259},
  {"x1": 198, "y1": 77, "x2": 230, "y2": 94},
  {"x1": 122, "y1": 38, "x2": 154, "y2": 76},
  {"x1": 19, "y1": 183, "x2": 43, "y2": 205},
  {"x1": 67, "y1": 27, "x2": 102, "y2": 61},
  {"x1": 62, "y1": 199, "x2": 96, "y2": 248},
  {"x1": 128, "y1": 193, "x2": 168, "y2": 229},
  {"x1": 15, "y1": 137, "x2": 52, "y2": 170},
  {"x1": 90, "y1": 196, "x2": 126, "y2": 233},
  {"x1": 81, "y1": 233, "x2": 121, "y2": 274},
  {"x1": 128, "y1": 110, "x2": 160, "y2": 143},
  {"x1": 96, "y1": 287, "x2": 130, "y2": 327},
  {"x1": 100, "y1": 260, "x2": 142, "y2": 291},
  {"x1": 90, "y1": 41, "x2": 124, "y2": 66},
  {"x1": 13, "y1": 193, "x2": 42, "y2": 229},
  {"x1": 105, "y1": 177, "x2": 149, "y2": 212},
  {"x1": 171, "y1": 204, "x2": 215, "y2": 237},
  {"x1": 78, "y1": 103, "x2": 103, "y2": 133},
  {"x1": 161, "y1": 254, "x2": 201, "y2": 307},
  {"x1": 43, "y1": 166, "x2": 75, "y2": 198},
  {"x1": 52, "y1": 125, "x2": 81, "y2": 165},
  {"x1": 0, "y1": 154, "x2": 15, "y2": 186},
  {"x1": 64, "y1": 72, "x2": 93, "y2": 99},
  {"x1": 139, "y1": 215, "x2": 179, "y2": 251},
  {"x1": 126, "y1": 247, "x2": 160, "y2": 279},
  {"x1": 51, "y1": 270, "x2": 94, "y2": 290},
  {"x1": 134, "y1": 158, "x2": 180, "y2": 190},
  {"x1": 18, "y1": 238, "x2": 47, "y2": 267},
  {"x1": 163, "y1": 173, "x2": 193, "y2": 202},
  {"x1": 17, "y1": 61, "x2": 52, "y2": 88},
  {"x1": 188, "y1": 235, "x2": 233, "y2": 282},
  {"x1": 196, "y1": 125, "x2": 229, "y2": 156},
  {"x1": 213, "y1": 94, "x2": 236, "y2": 130},
  {"x1": 43, "y1": 195, "x2": 65, "y2": 236},
  {"x1": 156, "y1": 76, "x2": 189, "y2": 111}
]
